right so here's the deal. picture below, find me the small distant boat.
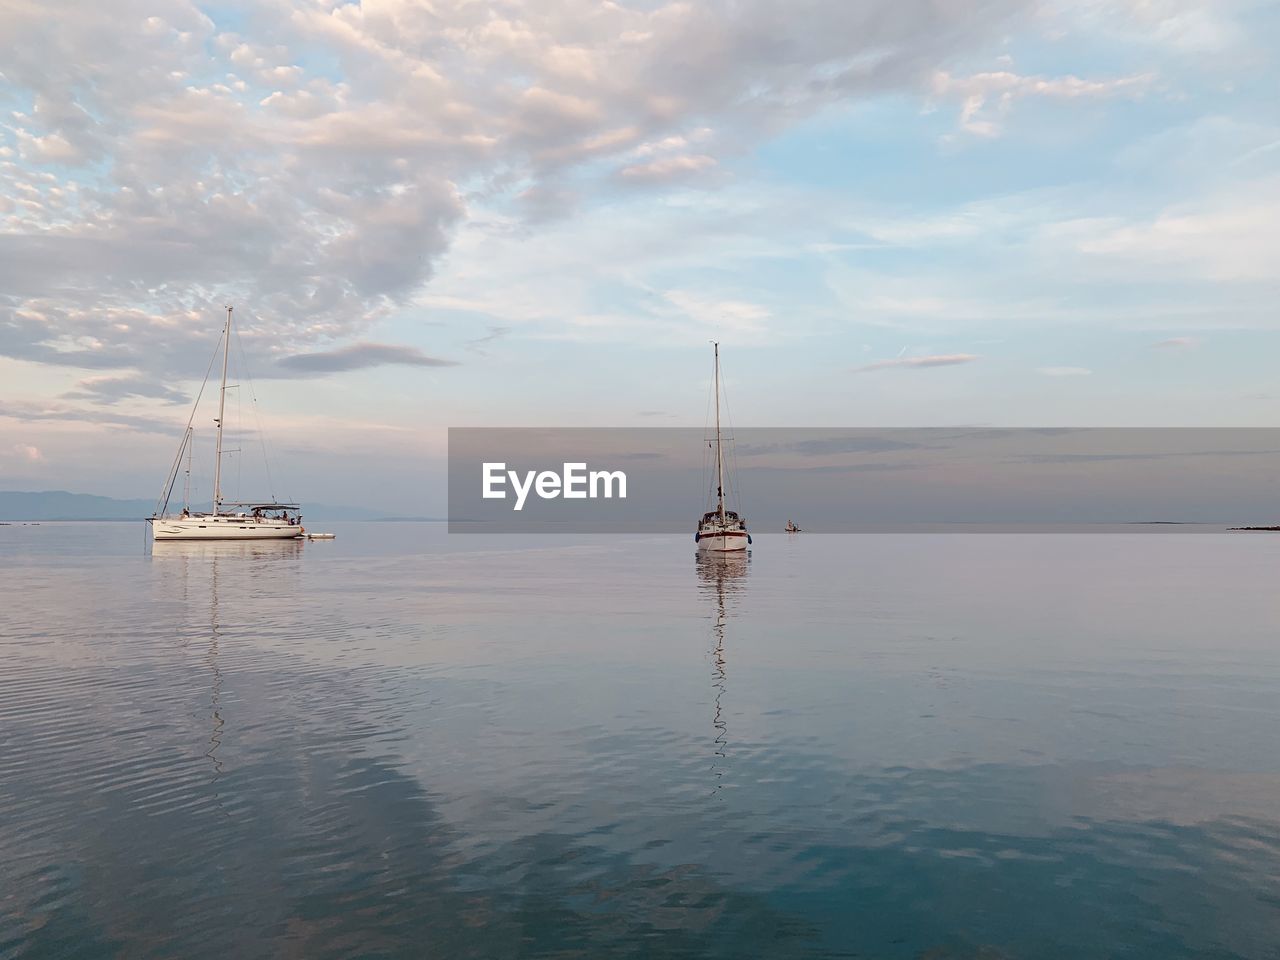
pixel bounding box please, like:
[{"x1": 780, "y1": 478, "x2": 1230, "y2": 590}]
[
  {"x1": 785, "y1": 521, "x2": 801, "y2": 533},
  {"x1": 148, "y1": 306, "x2": 303, "y2": 541},
  {"x1": 307, "y1": 533, "x2": 336, "y2": 540},
  {"x1": 695, "y1": 343, "x2": 750, "y2": 554}
]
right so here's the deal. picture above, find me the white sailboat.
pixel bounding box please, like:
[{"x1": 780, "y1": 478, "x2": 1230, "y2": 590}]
[
  {"x1": 148, "y1": 307, "x2": 303, "y2": 541},
  {"x1": 695, "y1": 343, "x2": 750, "y2": 553}
]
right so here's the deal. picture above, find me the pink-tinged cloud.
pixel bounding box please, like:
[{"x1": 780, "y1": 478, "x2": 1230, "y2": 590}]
[
  {"x1": 618, "y1": 154, "x2": 717, "y2": 182},
  {"x1": 1153, "y1": 337, "x2": 1199, "y2": 349},
  {"x1": 854, "y1": 353, "x2": 980, "y2": 372}
]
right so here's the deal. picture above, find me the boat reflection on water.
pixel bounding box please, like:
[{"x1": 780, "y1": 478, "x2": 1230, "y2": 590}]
[
  {"x1": 695, "y1": 552, "x2": 749, "y2": 797},
  {"x1": 150, "y1": 537, "x2": 303, "y2": 805},
  {"x1": 150, "y1": 538, "x2": 306, "y2": 562}
]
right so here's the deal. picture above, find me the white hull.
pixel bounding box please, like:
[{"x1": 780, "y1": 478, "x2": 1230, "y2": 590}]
[
  {"x1": 149, "y1": 308, "x2": 305, "y2": 543},
  {"x1": 150, "y1": 515, "x2": 302, "y2": 540},
  {"x1": 698, "y1": 343, "x2": 750, "y2": 555},
  {"x1": 697, "y1": 533, "x2": 749, "y2": 553}
]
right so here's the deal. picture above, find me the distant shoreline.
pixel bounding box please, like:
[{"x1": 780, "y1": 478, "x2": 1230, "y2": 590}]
[{"x1": 0, "y1": 517, "x2": 448, "y2": 524}]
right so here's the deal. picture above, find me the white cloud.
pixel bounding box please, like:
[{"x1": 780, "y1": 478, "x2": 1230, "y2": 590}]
[
  {"x1": 1153, "y1": 336, "x2": 1199, "y2": 349},
  {"x1": 0, "y1": 0, "x2": 1034, "y2": 393},
  {"x1": 16, "y1": 131, "x2": 82, "y2": 164},
  {"x1": 663, "y1": 291, "x2": 771, "y2": 338},
  {"x1": 932, "y1": 68, "x2": 1155, "y2": 137},
  {"x1": 11, "y1": 442, "x2": 44, "y2": 462},
  {"x1": 619, "y1": 154, "x2": 718, "y2": 182},
  {"x1": 1074, "y1": 176, "x2": 1280, "y2": 281},
  {"x1": 1047, "y1": 0, "x2": 1258, "y2": 56},
  {"x1": 855, "y1": 354, "x2": 981, "y2": 372}
]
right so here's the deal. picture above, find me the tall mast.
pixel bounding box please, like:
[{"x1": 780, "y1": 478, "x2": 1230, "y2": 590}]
[
  {"x1": 714, "y1": 342, "x2": 725, "y2": 521},
  {"x1": 182, "y1": 426, "x2": 193, "y2": 511},
  {"x1": 212, "y1": 305, "x2": 232, "y2": 515}
]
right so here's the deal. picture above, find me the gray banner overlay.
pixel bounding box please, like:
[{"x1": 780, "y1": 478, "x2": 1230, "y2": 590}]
[{"x1": 448, "y1": 428, "x2": 1280, "y2": 533}]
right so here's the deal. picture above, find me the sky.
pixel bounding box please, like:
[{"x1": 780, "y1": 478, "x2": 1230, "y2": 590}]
[{"x1": 1, "y1": 0, "x2": 1279, "y2": 511}]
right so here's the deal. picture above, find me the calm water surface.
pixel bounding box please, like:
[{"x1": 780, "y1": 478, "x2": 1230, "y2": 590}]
[{"x1": 2, "y1": 523, "x2": 1280, "y2": 958}]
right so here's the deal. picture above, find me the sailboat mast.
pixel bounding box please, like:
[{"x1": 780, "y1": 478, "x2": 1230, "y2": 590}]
[
  {"x1": 182, "y1": 426, "x2": 193, "y2": 511},
  {"x1": 212, "y1": 306, "x2": 231, "y2": 515},
  {"x1": 714, "y1": 342, "x2": 725, "y2": 521}
]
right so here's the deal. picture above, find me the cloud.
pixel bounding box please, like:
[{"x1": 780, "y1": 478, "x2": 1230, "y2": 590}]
[
  {"x1": 1038, "y1": 366, "x2": 1092, "y2": 376},
  {"x1": 62, "y1": 375, "x2": 190, "y2": 405},
  {"x1": 1075, "y1": 177, "x2": 1280, "y2": 281},
  {"x1": 663, "y1": 291, "x2": 771, "y2": 339},
  {"x1": 0, "y1": 400, "x2": 175, "y2": 433},
  {"x1": 619, "y1": 154, "x2": 718, "y2": 182},
  {"x1": 1153, "y1": 336, "x2": 1199, "y2": 349},
  {"x1": 0, "y1": 0, "x2": 1035, "y2": 393},
  {"x1": 1047, "y1": 0, "x2": 1257, "y2": 57},
  {"x1": 463, "y1": 326, "x2": 511, "y2": 356},
  {"x1": 272, "y1": 343, "x2": 459, "y2": 376},
  {"x1": 11, "y1": 443, "x2": 44, "y2": 463},
  {"x1": 854, "y1": 353, "x2": 981, "y2": 372},
  {"x1": 932, "y1": 68, "x2": 1155, "y2": 137}
]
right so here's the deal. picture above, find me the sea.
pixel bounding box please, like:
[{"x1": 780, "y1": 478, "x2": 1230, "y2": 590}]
[{"x1": 2, "y1": 522, "x2": 1279, "y2": 959}]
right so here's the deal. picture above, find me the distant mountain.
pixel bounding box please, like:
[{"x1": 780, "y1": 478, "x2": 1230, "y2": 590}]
[
  {"x1": 0, "y1": 490, "x2": 154, "y2": 521},
  {"x1": 0, "y1": 491, "x2": 424, "y2": 522}
]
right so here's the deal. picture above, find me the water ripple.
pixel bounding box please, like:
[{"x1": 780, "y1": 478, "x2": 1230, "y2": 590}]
[{"x1": 2, "y1": 525, "x2": 1280, "y2": 957}]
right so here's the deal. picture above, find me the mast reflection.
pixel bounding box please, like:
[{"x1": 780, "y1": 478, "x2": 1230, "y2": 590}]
[
  {"x1": 150, "y1": 539, "x2": 303, "y2": 803},
  {"x1": 695, "y1": 552, "x2": 748, "y2": 798},
  {"x1": 207, "y1": 550, "x2": 224, "y2": 777}
]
